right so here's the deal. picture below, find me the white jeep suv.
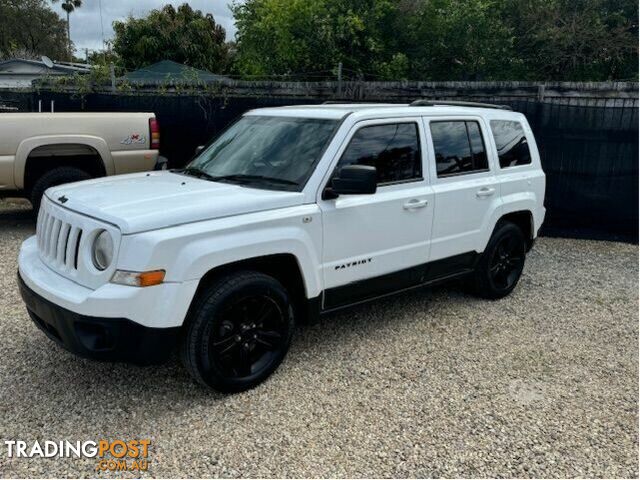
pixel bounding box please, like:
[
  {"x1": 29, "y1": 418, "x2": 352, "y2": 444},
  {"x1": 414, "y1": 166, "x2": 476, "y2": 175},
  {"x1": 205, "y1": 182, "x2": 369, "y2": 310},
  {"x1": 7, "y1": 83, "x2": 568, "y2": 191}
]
[{"x1": 18, "y1": 101, "x2": 546, "y2": 392}]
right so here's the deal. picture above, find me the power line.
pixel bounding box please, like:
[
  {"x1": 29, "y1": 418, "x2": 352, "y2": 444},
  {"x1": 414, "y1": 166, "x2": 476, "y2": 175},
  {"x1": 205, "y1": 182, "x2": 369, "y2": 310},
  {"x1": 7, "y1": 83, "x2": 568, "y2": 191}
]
[{"x1": 98, "y1": 0, "x2": 105, "y2": 48}]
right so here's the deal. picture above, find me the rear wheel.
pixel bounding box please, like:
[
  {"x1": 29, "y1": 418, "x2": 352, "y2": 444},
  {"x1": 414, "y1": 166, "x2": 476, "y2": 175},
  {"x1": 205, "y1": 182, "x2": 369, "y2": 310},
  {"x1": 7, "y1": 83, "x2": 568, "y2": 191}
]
[
  {"x1": 29, "y1": 167, "x2": 91, "y2": 212},
  {"x1": 470, "y1": 221, "x2": 526, "y2": 299},
  {"x1": 181, "y1": 271, "x2": 294, "y2": 393}
]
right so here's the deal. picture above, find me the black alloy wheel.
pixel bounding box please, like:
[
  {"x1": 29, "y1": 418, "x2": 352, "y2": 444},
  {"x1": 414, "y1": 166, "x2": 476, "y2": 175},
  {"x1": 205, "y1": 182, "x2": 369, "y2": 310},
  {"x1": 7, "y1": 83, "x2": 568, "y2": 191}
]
[
  {"x1": 488, "y1": 233, "x2": 525, "y2": 291},
  {"x1": 470, "y1": 221, "x2": 526, "y2": 299},
  {"x1": 209, "y1": 294, "x2": 288, "y2": 379},
  {"x1": 181, "y1": 271, "x2": 294, "y2": 392}
]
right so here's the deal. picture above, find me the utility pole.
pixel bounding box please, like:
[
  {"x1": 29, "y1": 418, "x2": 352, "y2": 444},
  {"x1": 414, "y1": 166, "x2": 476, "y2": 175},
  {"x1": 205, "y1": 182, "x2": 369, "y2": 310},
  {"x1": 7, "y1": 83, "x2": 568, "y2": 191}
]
[
  {"x1": 109, "y1": 63, "x2": 116, "y2": 92},
  {"x1": 337, "y1": 62, "x2": 343, "y2": 97}
]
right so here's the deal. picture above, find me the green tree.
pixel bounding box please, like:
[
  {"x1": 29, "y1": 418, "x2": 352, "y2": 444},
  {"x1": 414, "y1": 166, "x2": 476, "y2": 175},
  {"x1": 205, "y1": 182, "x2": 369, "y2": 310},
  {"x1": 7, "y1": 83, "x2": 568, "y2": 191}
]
[
  {"x1": 232, "y1": 0, "x2": 404, "y2": 79},
  {"x1": 0, "y1": 0, "x2": 69, "y2": 60},
  {"x1": 51, "y1": 0, "x2": 82, "y2": 60},
  {"x1": 503, "y1": 0, "x2": 638, "y2": 80},
  {"x1": 232, "y1": 0, "x2": 638, "y2": 81},
  {"x1": 112, "y1": 4, "x2": 230, "y2": 73},
  {"x1": 405, "y1": 0, "x2": 521, "y2": 80}
]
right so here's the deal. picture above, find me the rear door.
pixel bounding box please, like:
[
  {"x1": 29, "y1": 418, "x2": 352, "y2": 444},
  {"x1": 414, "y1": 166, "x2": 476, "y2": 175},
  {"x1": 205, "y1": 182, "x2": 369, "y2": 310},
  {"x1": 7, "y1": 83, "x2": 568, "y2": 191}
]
[
  {"x1": 423, "y1": 116, "x2": 502, "y2": 263},
  {"x1": 319, "y1": 118, "x2": 434, "y2": 309}
]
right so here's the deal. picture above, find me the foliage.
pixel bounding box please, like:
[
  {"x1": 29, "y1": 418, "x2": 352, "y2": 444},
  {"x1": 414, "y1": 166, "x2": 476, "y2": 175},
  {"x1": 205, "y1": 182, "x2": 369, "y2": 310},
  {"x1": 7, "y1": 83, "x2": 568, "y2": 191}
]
[
  {"x1": 503, "y1": 0, "x2": 639, "y2": 80},
  {"x1": 86, "y1": 46, "x2": 124, "y2": 74},
  {"x1": 112, "y1": 4, "x2": 230, "y2": 74},
  {"x1": 232, "y1": 0, "x2": 639, "y2": 81},
  {"x1": 232, "y1": 0, "x2": 401, "y2": 78},
  {"x1": 0, "y1": 0, "x2": 69, "y2": 61}
]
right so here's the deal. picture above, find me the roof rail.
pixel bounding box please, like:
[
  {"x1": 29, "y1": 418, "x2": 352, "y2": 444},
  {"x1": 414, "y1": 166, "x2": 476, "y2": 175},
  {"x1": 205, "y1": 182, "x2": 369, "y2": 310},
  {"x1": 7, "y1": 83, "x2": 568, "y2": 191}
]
[
  {"x1": 321, "y1": 100, "x2": 374, "y2": 104},
  {"x1": 409, "y1": 99, "x2": 512, "y2": 111}
]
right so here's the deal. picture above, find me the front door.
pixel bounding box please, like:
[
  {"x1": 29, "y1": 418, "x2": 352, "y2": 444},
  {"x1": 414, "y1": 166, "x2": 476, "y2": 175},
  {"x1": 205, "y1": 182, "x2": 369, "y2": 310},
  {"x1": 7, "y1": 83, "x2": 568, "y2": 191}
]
[{"x1": 319, "y1": 119, "x2": 434, "y2": 309}]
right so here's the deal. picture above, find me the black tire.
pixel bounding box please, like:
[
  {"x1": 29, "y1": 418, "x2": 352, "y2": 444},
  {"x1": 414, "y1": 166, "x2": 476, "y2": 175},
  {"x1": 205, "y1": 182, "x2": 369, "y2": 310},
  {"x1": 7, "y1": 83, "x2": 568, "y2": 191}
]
[
  {"x1": 30, "y1": 167, "x2": 92, "y2": 212},
  {"x1": 180, "y1": 271, "x2": 295, "y2": 393},
  {"x1": 470, "y1": 221, "x2": 527, "y2": 299}
]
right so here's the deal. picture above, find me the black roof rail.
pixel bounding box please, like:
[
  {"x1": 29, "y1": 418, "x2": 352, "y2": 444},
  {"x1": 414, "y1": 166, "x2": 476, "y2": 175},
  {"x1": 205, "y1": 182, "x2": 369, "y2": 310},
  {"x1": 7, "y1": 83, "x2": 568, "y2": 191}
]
[
  {"x1": 409, "y1": 99, "x2": 512, "y2": 111},
  {"x1": 321, "y1": 100, "x2": 374, "y2": 104}
]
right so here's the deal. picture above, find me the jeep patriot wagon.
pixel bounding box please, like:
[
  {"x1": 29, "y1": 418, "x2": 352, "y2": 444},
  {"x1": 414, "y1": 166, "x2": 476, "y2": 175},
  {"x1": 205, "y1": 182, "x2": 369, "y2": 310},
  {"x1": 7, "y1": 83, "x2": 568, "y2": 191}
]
[{"x1": 18, "y1": 101, "x2": 546, "y2": 392}]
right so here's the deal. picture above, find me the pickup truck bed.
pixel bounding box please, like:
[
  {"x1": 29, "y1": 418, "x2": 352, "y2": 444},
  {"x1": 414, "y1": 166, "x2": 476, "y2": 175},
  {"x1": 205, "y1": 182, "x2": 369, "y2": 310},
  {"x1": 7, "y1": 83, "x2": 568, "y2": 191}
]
[{"x1": 0, "y1": 112, "x2": 160, "y2": 210}]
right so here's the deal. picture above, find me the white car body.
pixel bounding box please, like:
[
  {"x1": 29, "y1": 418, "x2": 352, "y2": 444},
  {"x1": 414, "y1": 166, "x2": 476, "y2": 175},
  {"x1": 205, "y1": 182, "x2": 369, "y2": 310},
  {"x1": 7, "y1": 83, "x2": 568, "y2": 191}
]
[{"x1": 18, "y1": 102, "x2": 545, "y2": 366}]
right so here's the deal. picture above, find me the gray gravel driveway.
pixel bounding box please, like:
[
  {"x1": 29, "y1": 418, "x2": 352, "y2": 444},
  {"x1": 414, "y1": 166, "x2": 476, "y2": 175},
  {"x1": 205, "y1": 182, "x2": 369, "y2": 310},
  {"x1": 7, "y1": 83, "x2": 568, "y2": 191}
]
[{"x1": 0, "y1": 199, "x2": 637, "y2": 478}]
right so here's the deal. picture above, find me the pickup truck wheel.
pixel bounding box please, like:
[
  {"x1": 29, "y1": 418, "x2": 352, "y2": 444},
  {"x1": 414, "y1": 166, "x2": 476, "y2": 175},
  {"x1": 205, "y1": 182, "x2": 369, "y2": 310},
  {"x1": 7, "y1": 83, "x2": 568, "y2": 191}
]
[
  {"x1": 30, "y1": 167, "x2": 91, "y2": 212},
  {"x1": 181, "y1": 271, "x2": 294, "y2": 393},
  {"x1": 471, "y1": 221, "x2": 526, "y2": 299}
]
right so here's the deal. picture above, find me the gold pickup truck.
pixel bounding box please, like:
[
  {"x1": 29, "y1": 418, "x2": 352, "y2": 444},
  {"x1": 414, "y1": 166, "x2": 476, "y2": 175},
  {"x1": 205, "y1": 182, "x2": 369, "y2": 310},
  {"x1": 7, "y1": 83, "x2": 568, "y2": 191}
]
[{"x1": 0, "y1": 112, "x2": 162, "y2": 210}]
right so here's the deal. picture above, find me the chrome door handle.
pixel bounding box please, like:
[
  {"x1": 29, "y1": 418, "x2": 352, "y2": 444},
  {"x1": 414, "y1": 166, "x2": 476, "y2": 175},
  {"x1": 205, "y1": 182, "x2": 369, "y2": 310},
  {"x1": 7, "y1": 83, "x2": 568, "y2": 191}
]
[
  {"x1": 476, "y1": 187, "x2": 496, "y2": 198},
  {"x1": 403, "y1": 199, "x2": 428, "y2": 210}
]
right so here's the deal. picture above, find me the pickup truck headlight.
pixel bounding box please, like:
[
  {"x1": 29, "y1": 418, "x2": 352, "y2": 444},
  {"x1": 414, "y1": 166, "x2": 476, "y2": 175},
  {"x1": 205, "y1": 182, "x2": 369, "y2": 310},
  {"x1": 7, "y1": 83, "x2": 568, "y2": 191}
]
[{"x1": 92, "y1": 230, "x2": 114, "y2": 271}]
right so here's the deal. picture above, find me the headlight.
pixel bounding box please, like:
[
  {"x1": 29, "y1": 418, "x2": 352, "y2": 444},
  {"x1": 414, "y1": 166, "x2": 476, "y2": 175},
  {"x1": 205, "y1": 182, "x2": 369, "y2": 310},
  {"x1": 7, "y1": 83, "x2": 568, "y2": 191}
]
[{"x1": 92, "y1": 230, "x2": 114, "y2": 271}]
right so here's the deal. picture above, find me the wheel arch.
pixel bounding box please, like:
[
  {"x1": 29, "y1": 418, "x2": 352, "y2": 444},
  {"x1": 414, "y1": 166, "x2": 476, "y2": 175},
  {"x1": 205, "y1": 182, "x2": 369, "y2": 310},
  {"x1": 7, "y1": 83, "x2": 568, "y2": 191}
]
[
  {"x1": 14, "y1": 135, "x2": 114, "y2": 190},
  {"x1": 497, "y1": 210, "x2": 534, "y2": 250},
  {"x1": 189, "y1": 253, "x2": 309, "y2": 321}
]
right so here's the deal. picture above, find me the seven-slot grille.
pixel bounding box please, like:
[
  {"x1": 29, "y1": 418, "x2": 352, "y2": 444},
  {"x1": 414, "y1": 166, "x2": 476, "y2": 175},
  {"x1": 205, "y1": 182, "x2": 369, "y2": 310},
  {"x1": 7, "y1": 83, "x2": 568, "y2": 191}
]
[{"x1": 36, "y1": 207, "x2": 83, "y2": 270}]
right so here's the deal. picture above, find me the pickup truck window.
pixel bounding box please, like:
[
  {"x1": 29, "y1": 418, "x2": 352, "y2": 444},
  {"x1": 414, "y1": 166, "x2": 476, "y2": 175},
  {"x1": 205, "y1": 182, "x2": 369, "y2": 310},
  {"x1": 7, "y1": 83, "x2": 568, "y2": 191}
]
[
  {"x1": 187, "y1": 116, "x2": 338, "y2": 190},
  {"x1": 337, "y1": 123, "x2": 422, "y2": 185},
  {"x1": 431, "y1": 120, "x2": 488, "y2": 177},
  {"x1": 490, "y1": 120, "x2": 532, "y2": 168}
]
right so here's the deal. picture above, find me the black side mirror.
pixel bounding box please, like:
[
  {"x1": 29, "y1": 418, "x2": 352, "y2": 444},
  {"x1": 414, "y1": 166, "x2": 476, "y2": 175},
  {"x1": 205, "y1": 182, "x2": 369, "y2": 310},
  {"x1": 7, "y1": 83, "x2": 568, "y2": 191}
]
[
  {"x1": 195, "y1": 145, "x2": 205, "y2": 155},
  {"x1": 330, "y1": 165, "x2": 377, "y2": 196}
]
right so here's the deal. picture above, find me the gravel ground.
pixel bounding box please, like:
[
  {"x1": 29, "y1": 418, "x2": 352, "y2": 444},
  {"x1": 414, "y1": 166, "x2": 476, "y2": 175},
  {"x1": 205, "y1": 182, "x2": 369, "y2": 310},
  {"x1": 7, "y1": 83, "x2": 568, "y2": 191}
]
[{"x1": 0, "y1": 198, "x2": 637, "y2": 478}]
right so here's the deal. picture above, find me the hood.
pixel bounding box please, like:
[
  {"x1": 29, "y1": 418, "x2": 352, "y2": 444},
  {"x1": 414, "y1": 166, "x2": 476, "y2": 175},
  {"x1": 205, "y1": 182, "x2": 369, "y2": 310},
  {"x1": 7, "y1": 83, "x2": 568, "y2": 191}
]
[{"x1": 46, "y1": 171, "x2": 305, "y2": 234}]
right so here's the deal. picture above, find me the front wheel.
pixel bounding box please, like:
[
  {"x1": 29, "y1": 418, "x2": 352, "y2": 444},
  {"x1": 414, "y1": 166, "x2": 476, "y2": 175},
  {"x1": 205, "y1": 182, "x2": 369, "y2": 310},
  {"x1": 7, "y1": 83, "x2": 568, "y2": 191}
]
[
  {"x1": 470, "y1": 221, "x2": 526, "y2": 299},
  {"x1": 180, "y1": 271, "x2": 294, "y2": 393}
]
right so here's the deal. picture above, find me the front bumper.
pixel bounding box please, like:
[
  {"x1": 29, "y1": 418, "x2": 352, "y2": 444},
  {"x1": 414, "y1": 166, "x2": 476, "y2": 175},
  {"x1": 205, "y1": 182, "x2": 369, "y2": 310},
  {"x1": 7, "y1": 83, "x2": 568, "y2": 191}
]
[
  {"x1": 18, "y1": 272, "x2": 179, "y2": 364},
  {"x1": 18, "y1": 236, "x2": 198, "y2": 329}
]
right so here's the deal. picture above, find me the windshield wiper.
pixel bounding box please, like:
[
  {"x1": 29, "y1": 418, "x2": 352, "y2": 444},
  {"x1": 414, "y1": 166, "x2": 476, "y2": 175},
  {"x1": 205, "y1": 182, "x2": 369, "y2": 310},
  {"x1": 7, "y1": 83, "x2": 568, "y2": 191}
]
[
  {"x1": 176, "y1": 166, "x2": 218, "y2": 182},
  {"x1": 210, "y1": 174, "x2": 299, "y2": 186}
]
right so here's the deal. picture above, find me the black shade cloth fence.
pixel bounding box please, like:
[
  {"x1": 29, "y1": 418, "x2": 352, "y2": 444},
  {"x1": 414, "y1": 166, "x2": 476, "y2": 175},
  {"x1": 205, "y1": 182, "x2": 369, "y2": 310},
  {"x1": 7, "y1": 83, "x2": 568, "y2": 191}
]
[{"x1": 1, "y1": 85, "x2": 637, "y2": 238}]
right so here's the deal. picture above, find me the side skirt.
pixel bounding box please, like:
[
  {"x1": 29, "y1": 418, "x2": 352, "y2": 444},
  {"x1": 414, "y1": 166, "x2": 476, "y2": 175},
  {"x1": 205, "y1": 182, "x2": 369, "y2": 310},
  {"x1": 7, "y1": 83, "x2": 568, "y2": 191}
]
[{"x1": 320, "y1": 251, "x2": 480, "y2": 314}]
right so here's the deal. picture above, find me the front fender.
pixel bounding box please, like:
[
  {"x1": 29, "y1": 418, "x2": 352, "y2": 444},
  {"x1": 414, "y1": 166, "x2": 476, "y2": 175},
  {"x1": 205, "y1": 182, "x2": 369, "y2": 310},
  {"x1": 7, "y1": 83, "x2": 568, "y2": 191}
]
[
  {"x1": 116, "y1": 206, "x2": 324, "y2": 299},
  {"x1": 14, "y1": 135, "x2": 114, "y2": 189}
]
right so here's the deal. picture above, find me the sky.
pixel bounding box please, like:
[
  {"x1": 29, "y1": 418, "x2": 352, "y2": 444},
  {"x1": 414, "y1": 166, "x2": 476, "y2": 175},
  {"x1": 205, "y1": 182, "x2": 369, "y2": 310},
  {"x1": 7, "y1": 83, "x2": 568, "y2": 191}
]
[{"x1": 47, "y1": 0, "x2": 238, "y2": 58}]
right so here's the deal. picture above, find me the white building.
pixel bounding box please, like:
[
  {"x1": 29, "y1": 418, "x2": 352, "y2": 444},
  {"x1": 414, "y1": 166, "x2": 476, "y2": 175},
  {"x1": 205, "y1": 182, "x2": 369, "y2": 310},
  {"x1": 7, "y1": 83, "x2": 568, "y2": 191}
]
[{"x1": 0, "y1": 59, "x2": 90, "y2": 89}]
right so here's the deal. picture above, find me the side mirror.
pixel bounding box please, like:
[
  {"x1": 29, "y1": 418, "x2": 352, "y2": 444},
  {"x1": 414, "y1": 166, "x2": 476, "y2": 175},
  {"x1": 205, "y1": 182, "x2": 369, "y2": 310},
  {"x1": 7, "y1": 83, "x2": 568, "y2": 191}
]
[
  {"x1": 330, "y1": 165, "x2": 377, "y2": 196},
  {"x1": 195, "y1": 145, "x2": 205, "y2": 155}
]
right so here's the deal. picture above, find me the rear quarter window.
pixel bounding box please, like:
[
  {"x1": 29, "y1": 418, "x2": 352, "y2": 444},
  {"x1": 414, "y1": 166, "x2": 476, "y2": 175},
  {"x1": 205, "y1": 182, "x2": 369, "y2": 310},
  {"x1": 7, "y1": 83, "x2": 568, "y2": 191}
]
[{"x1": 490, "y1": 120, "x2": 532, "y2": 168}]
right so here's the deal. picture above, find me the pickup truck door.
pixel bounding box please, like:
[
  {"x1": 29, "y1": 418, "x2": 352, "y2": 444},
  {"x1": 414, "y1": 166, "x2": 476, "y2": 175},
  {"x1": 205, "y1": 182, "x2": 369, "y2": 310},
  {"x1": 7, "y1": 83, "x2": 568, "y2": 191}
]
[{"x1": 318, "y1": 118, "x2": 434, "y2": 310}]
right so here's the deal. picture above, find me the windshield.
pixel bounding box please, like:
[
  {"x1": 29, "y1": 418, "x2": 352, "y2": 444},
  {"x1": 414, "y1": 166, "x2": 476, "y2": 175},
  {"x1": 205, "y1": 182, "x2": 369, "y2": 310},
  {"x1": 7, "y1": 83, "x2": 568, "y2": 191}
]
[{"x1": 184, "y1": 115, "x2": 338, "y2": 190}]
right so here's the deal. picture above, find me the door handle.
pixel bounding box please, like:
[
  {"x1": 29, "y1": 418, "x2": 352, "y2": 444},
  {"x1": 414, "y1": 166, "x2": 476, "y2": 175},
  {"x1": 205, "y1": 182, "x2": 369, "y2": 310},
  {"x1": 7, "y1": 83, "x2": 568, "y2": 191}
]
[
  {"x1": 403, "y1": 199, "x2": 428, "y2": 210},
  {"x1": 476, "y1": 187, "x2": 496, "y2": 198}
]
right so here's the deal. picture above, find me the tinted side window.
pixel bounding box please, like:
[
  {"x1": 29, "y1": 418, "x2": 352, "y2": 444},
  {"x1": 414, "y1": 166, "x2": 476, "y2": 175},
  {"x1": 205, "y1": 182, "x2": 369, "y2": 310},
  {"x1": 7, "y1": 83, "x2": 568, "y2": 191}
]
[
  {"x1": 338, "y1": 123, "x2": 422, "y2": 184},
  {"x1": 490, "y1": 120, "x2": 532, "y2": 168},
  {"x1": 467, "y1": 121, "x2": 488, "y2": 170},
  {"x1": 430, "y1": 121, "x2": 488, "y2": 177}
]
